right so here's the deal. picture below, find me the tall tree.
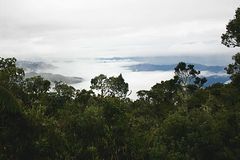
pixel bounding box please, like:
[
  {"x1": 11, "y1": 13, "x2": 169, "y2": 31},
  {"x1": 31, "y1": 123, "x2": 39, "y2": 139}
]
[
  {"x1": 0, "y1": 86, "x2": 37, "y2": 160},
  {"x1": 90, "y1": 74, "x2": 129, "y2": 98},
  {"x1": 54, "y1": 81, "x2": 76, "y2": 101},
  {"x1": 0, "y1": 57, "x2": 25, "y2": 95},
  {"x1": 222, "y1": 7, "x2": 240, "y2": 87},
  {"x1": 108, "y1": 74, "x2": 129, "y2": 98},
  {"x1": 225, "y1": 53, "x2": 240, "y2": 86},
  {"x1": 222, "y1": 8, "x2": 240, "y2": 47},
  {"x1": 174, "y1": 62, "x2": 206, "y2": 88},
  {"x1": 23, "y1": 76, "x2": 51, "y2": 104},
  {"x1": 90, "y1": 74, "x2": 109, "y2": 97}
]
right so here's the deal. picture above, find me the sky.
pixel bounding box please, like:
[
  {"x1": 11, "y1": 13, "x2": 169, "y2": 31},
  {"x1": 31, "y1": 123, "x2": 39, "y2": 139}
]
[{"x1": 0, "y1": 0, "x2": 239, "y2": 58}]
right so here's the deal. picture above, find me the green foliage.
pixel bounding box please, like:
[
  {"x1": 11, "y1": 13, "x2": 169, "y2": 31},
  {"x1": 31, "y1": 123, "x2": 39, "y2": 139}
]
[
  {"x1": 0, "y1": 57, "x2": 25, "y2": 88},
  {"x1": 91, "y1": 74, "x2": 129, "y2": 98},
  {"x1": 23, "y1": 76, "x2": 50, "y2": 95},
  {"x1": 54, "y1": 81, "x2": 76, "y2": 102},
  {"x1": 0, "y1": 86, "x2": 20, "y2": 113},
  {"x1": 174, "y1": 62, "x2": 206, "y2": 88},
  {"x1": 151, "y1": 109, "x2": 223, "y2": 160},
  {"x1": 90, "y1": 74, "x2": 108, "y2": 96},
  {"x1": 0, "y1": 86, "x2": 37, "y2": 160},
  {"x1": 0, "y1": 57, "x2": 25, "y2": 101},
  {"x1": 75, "y1": 89, "x2": 95, "y2": 107},
  {"x1": 108, "y1": 74, "x2": 129, "y2": 98},
  {"x1": 226, "y1": 53, "x2": 240, "y2": 86},
  {"x1": 0, "y1": 56, "x2": 240, "y2": 159},
  {"x1": 222, "y1": 8, "x2": 240, "y2": 47},
  {"x1": 23, "y1": 76, "x2": 51, "y2": 105}
]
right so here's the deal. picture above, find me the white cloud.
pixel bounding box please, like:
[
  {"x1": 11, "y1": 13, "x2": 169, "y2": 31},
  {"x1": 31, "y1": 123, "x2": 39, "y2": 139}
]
[{"x1": 0, "y1": 0, "x2": 239, "y2": 58}]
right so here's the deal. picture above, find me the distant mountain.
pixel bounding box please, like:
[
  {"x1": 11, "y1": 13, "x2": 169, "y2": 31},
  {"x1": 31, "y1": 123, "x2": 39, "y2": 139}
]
[
  {"x1": 17, "y1": 61, "x2": 83, "y2": 84},
  {"x1": 204, "y1": 75, "x2": 230, "y2": 87},
  {"x1": 98, "y1": 55, "x2": 232, "y2": 66},
  {"x1": 126, "y1": 63, "x2": 229, "y2": 86},
  {"x1": 126, "y1": 63, "x2": 225, "y2": 73},
  {"x1": 17, "y1": 60, "x2": 56, "y2": 72},
  {"x1": 26, "y1": 72, "x2": 83, "y2": 84}
]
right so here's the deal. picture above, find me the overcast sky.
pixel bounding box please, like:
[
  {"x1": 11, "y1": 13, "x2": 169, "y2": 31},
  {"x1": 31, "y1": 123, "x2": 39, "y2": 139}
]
[{"x1": 0, "y1": 0, "x2": 239, "y2": 58}]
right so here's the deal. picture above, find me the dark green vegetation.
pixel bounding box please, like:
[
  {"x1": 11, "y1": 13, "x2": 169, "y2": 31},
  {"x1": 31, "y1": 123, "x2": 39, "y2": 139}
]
[
  {"x1": 222, "y1": 7, "x2": 240, "y2": 47},
  {"x1": 0, "y1": 7, "x2": 240, "y2": 160}
]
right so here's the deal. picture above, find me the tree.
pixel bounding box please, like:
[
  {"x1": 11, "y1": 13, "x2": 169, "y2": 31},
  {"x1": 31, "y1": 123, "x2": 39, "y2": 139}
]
[
  {"x1": 23, "y1": 76, "x2": 51, "y2": 104},
  {"x1": 174, "y1": 62, "x2": 207, "y2": 89},
  {"x1": 0, "y1": 57, "x2": 25, "y2": 86},
  {"x1": 90, "y1": 74, "x2": 109, "y2": 97},
  {"x1": 175, "y1": 62, "x2": 198, "y2": 86},
  {"x1": 150, "y1": 109, "x2": 224, "y2": 160},
  {"x1": 0, "y1": 86, "x2": 37, "y2": 160},
  {"x1": 0, "y1": 86, "x2": 20, "y2": 113},
  {"x1": 108, "y1": 74, "x2": 129, "y2": 98},
  {"x1": 194, "y1": 77, "x2": 207, "y2": 88},
  {"x1": 54, "y1": 81, "x2": 76, "y2": 102},
  {"x1": 222, "y1": 8, "x2": 240, "y2": 47},
  {"x1": 24, "y1": 76, "x2": 50, "y2": 95},
  {"x1": 75, "y1": 89, "x2": 95, "y2": 107},
  {"x1": 222, "y1": 7, "x2": 240, "y2": 87},
  {"x1": 90, "y1": 74, "x2": 130, "y2": 98},
  {"x1": 58, "y1": 104, "x2": 106, "y2": 159},
  {"x1": 225, "y1": 53, "x2": 240, "y2": 86},
  {"x1": 137, "y1": 78, "x2": 180, "y2": 106},
  {"x1": 0, "y1": 57, "x2": 25, "y2": 99}
]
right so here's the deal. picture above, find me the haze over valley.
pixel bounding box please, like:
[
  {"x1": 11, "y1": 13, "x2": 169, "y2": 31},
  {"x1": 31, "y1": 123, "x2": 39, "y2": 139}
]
[{"x1": 16, "y1": 55, "x2": 230, "y2": 99}]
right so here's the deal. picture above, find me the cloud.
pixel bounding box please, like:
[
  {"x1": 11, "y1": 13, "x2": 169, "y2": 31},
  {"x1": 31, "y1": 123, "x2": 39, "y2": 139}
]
[{"x1": 0, "y1": 0, "x2": 239, "y2": 58}]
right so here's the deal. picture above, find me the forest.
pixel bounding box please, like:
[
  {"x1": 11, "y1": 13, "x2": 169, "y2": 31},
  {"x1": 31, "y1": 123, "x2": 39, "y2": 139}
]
[{"x1": 0, "y1": 7, "x2": 240, "y2": 160}]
